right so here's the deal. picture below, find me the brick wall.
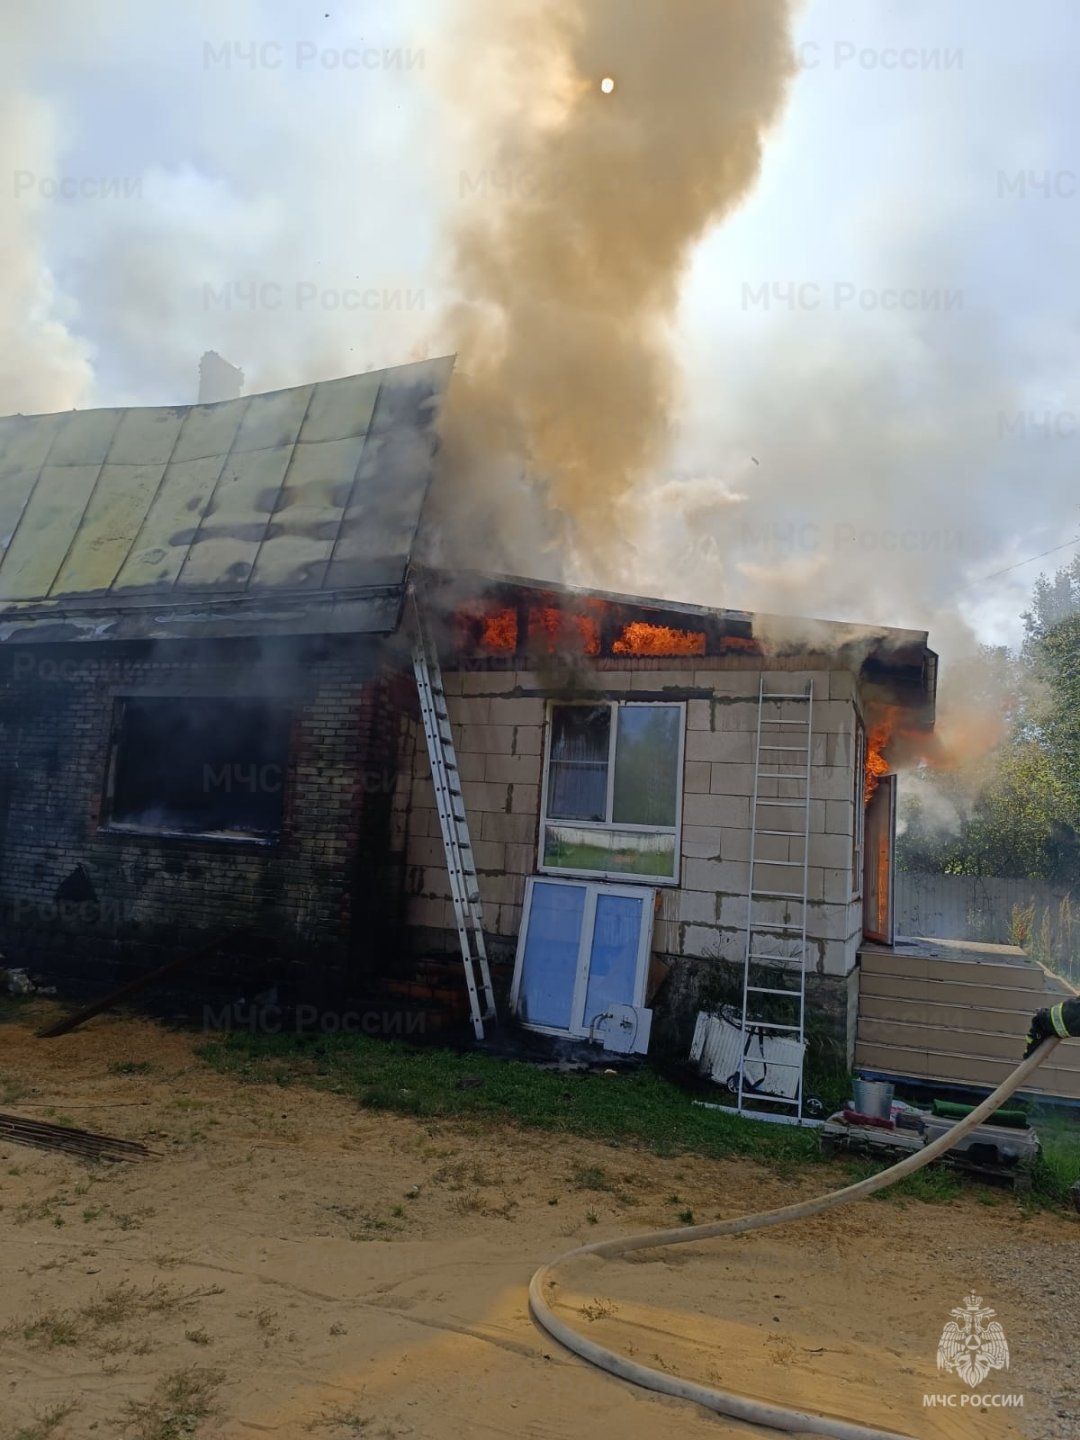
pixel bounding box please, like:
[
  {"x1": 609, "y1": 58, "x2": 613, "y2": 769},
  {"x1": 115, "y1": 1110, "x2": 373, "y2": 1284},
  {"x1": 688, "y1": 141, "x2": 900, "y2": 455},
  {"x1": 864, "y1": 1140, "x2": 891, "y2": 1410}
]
[{"x1": 0, "y1": 635, "x2": 412, "y2": 998}]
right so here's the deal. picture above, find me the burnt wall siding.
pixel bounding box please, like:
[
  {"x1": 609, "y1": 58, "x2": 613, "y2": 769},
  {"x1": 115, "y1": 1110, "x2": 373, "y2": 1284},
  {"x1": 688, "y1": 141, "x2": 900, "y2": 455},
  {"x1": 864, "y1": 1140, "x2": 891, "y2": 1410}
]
[{"x1": 0, "y1": 637, "x2": 412, "y2": 997}]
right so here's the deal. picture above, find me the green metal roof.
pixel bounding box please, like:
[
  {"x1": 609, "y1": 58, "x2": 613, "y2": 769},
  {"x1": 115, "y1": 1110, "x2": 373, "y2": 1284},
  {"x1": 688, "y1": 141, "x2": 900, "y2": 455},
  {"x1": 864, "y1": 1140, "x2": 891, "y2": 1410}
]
[{"x1": 0, "y1": 356, "x2": 454, "y2": 638}]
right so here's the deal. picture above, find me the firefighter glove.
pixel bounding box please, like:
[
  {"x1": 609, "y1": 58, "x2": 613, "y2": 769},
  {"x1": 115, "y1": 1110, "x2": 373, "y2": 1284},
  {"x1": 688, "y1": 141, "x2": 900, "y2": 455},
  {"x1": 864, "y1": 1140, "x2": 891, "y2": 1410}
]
[{"x1": 1024, "y1": 998, "x2": 1080, "y2": 1058}]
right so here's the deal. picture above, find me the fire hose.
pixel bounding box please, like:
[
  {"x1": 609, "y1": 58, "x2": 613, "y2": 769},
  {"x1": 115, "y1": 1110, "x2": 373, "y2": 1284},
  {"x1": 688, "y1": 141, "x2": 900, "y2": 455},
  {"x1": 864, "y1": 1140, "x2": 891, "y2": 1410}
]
[{"x1": 529, "y1": 1035, "x2": 1063, "y2": 1440}]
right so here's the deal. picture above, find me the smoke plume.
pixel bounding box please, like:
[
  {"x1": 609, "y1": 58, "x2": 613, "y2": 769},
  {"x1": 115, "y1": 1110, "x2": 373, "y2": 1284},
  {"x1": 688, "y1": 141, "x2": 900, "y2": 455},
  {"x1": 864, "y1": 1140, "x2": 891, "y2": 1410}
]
[
  {"x1": 4, "y1": 0, "x2": 1073, "y2": 690},
  {"x1": 433, "y1": 0, "x2": 797, "y2": 583},
  {"x1": 0, "y1": 88, "x2": 93, "y2": 413}
]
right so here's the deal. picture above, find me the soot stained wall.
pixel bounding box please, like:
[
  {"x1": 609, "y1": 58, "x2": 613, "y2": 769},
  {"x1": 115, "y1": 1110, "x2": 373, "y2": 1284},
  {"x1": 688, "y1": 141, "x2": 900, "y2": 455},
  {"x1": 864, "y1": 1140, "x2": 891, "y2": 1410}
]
[{"x1": 0, "y1": 636, "x2": 413, "y2": 997}]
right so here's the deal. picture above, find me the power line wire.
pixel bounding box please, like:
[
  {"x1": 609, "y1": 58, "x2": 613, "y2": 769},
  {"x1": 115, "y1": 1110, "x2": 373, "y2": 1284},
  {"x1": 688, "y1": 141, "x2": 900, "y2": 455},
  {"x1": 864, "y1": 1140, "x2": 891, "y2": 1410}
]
[{"x1": 977, "y1": 533, "x2": 1080, "y2": 585}]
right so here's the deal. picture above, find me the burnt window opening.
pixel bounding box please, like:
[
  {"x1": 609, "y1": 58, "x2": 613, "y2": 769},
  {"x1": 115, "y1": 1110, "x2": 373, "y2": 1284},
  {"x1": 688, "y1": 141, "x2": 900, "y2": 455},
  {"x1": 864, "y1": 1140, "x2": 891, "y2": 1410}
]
[{"x1": 105, "y1": 698, "x2": 290, "y2": 844}]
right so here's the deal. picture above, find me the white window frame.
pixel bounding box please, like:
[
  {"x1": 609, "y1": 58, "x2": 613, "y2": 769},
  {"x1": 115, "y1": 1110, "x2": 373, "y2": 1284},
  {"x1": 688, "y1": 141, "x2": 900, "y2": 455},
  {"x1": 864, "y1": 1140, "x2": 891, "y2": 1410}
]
[
  {"x1": 510, "y1": 875, "x2": 656, "y2": 1039},
  {"x1": 538, "y1": 700, "x2": 685, "y2": 886}
]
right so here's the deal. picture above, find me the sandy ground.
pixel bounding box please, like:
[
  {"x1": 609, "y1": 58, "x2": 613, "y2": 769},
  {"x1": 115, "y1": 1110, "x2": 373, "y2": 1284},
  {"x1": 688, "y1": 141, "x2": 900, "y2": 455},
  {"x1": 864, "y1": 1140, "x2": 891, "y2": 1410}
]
[{"x1": 1, "y1": 1011, "x2": 1077, "y2": 1440}]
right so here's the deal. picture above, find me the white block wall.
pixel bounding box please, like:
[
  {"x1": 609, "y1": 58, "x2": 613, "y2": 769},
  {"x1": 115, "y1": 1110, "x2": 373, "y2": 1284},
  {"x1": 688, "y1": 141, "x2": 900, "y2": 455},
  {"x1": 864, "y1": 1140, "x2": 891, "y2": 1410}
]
[
  {"x1": 403, "y1": 657, "x2": 867, "y2": 978},
  {"x1": 405, "y1": 670, "x2": 545, "y2": 943}
]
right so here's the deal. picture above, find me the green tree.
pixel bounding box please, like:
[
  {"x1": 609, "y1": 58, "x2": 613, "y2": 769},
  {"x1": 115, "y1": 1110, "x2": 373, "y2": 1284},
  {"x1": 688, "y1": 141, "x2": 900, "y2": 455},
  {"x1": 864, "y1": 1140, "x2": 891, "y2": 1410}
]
[
  {"x1": 1023, "y1": 555, "x2": 1080, "y2": 817},
  {"x1": 898, "y1": 560, "x2": 1080, "y2": 886}
]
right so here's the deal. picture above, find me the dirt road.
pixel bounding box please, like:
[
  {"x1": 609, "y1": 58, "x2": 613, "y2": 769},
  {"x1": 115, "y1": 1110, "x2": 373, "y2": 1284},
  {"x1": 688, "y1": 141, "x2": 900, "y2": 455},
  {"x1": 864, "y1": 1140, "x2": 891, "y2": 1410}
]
[{"x1": 1, "y1": 1013, "x2": 1076, "y2": 1439}]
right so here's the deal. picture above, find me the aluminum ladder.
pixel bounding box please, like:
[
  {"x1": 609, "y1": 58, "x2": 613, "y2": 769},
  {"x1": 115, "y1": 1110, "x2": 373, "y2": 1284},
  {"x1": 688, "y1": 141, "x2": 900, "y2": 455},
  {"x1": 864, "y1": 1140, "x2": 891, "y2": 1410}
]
[
  {"x1": 737, "y1": 677, "x2": 814, "y2": 1119},
  {"x1": 410, "y1": 593, "x2": 497, "y2": 1040}
]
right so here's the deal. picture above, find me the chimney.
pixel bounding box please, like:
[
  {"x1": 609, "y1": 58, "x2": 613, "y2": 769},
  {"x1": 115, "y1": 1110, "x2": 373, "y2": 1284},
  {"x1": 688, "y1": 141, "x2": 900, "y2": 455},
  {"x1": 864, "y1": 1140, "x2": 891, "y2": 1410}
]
[{"x1": 198, "y1": 351, "x2": 244, "y2": 404}]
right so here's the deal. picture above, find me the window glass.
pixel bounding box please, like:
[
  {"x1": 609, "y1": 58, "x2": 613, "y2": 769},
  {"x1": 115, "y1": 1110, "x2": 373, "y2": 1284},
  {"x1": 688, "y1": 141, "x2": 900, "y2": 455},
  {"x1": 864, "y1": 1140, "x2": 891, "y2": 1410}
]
[
  {"x1": 612, "y1": 705, "x2": 681, "y2": 827},
  {"x1": 542, "y1": 825, "x2": 676, "y2": 878},
  {"x1": 513, "y1": 880, "x2": 652, "y2": 1038},
  {"x1": 516, "y1": 881, "x2": 586, "y2": 1029},
  {"x1": 581, "y1": 893, "x2": 647, "y2": 1029},
  {"x1": 546, "y1": 705, "x2": 610, "y2": 821},
  {"x1": 541, "y1": 702, "x2": 683, "y2": 882}
]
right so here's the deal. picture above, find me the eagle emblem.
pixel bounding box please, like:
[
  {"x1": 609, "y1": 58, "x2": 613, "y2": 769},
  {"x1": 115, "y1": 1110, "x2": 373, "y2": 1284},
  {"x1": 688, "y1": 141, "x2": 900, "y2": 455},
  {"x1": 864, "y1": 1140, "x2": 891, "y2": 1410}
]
[{"x1": 937, "y1": 1294, "x2": 1010, "y2": 1388}]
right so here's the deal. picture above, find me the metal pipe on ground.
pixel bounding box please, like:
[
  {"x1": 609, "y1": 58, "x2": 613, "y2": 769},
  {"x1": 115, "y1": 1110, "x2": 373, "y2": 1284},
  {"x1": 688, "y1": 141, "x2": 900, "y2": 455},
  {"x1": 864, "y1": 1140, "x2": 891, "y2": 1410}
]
[{"x1": 0, "y1": 1112, "x2": 156, "y2": 1162}]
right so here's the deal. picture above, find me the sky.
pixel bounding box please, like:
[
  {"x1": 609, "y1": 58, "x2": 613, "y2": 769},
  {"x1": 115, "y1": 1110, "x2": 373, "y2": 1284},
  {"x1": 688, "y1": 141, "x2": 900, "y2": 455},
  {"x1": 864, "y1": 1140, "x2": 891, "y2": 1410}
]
[{"x1": 3, "y1": 0, "x2": 1078, "y2": 653}]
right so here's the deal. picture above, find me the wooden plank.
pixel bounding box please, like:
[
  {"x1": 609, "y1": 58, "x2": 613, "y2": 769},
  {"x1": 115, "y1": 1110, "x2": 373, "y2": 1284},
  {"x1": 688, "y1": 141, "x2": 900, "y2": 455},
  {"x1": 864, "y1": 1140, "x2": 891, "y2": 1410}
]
[
  {"x1": 859, "y1": 972, "x2": 1050, "y2": 1004},
  {"x1": 859, "y1": 994, "x2": 1031, "y2": 1034},
  {"x1": 858, "y1": 1031, "x2": 1080, "y2": 1077},
  {"x1": 854, "y1": 1042, "x2": 1080, "y2": 1098},
  {"x1": 860, "y1": 965, "x2": 1045, "y2": 992},
  {"x1": 916, "y1": 937, "x2": 1029, "y2": 960},
  {"x1": 859, "y1": 952, "x2": 1049, "y2": 988},
  {"x1": 858, "y1": 1018, "x2": 1027, "y2": 1062}
]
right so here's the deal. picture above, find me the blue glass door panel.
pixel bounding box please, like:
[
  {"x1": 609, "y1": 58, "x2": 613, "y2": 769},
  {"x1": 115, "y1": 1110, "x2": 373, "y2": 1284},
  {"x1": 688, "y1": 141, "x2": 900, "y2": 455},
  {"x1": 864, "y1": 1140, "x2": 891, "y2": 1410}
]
[
  {"x1": 581, "y1": 893, "x2": 644, "y2": 1031},
  {"x1": 517, "y1": 882, "x2": 586, "y2": 1030}
]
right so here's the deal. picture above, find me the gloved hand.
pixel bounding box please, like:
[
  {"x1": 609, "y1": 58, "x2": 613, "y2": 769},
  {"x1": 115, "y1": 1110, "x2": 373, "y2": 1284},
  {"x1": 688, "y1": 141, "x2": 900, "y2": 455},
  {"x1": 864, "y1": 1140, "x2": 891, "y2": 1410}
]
[
  {"x1": 1024, "y1": 1008, "x2": 1056, "y2": 1058},
  {"x1": 1024, "y1": 998, "x2": 1080, "y2": 1057}
]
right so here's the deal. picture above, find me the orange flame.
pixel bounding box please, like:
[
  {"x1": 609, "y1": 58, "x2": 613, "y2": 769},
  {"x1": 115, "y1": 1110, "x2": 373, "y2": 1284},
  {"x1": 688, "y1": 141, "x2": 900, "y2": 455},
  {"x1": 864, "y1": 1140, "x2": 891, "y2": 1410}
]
[
  {"x1": 864, "y1": 705, "x2": 902, "y2": 804},
  {"x1": 458, "y1": 606, "x2": 518, "y2": 652},
  {"x1": 862, "y1": 698, "x2": 1004, "y2": 805},
  {"x1": 612, "y1": 622, "x2": 706, "y2": 656},
  {"x1": 528, "y1": 605, "x2": 601, "y2": 655},
  {"x1": 457, "y1": 600, "x2": 717, "y2": 659},
  {"x1": 483, "y1": 608, "x2": 518, "y2": 651}
]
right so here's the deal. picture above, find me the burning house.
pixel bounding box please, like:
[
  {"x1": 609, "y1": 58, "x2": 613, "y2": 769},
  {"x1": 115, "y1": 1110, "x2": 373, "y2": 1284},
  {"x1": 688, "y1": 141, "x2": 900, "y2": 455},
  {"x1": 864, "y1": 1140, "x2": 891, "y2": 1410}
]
[
  {"x1": 408, "y1": 573, "x2": 933, "y2": 1066},
  {"x1": 0, "y1": 357, "x2": 936, "y2": 1067}
]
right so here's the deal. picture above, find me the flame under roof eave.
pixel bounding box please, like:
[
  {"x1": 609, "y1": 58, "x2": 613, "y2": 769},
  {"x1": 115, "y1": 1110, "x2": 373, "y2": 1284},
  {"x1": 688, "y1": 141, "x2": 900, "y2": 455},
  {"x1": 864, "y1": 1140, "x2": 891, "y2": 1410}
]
[
  {"x1": 418, "y1": 563, "x2": 937, "y2": 727},
  {"x1": 417, "y1": 564, "x2": 933, "y2": 655}
]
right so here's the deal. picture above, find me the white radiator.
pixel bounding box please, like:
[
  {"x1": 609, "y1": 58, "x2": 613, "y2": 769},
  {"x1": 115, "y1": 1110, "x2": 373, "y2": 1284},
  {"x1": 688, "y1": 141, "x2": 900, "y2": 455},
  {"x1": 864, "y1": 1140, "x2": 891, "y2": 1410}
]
[{"x1": 690, "y1": 1010, "x2": 806, "y2": 1102}]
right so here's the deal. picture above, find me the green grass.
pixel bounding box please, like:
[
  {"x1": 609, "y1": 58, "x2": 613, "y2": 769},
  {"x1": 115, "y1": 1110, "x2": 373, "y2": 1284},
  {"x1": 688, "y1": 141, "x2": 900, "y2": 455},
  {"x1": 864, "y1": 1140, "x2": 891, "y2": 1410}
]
[
  {"x1": 194, "y1": 1032, "x2": 823, "y2": 1169},
  {"x1": 193, "y1": 1032, "x2": 1080, "y2": 1212},
  {"x1": 0, "y1": 996, "x2": 65, "y2": 1033},
  {"x1": 1, "y1": 1073, "x2": 29, "y2": 1105},
  {"x1": 840, "y1": 1111, "x2": 1080, "y2": 1208},
  {"x1": 1029, "y1": 1110, "x2": 1080, "y2": 1207},
  {"x1": 305, "y1": 1406, "x2": 369, "y2": 1434},
  {"x1": 841, "y1": 1157, "x2": 965, "y2": 1205},
  {"x1": 4, "y1": 1282, "x2": 223, "y2": 1354},
  {"x1": 118, "y1": 1366, "x2": 224, "y2": 1440},
  {"x1": 13, "y1": 1312, "x2": 82, "y2": 1349},
  {"x1": 569, "y1": 1162, "x2": 621, "y2": 1192},
  {"x1": 12, "y1": 1403, "x2": 77, "y2": 1440}
]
